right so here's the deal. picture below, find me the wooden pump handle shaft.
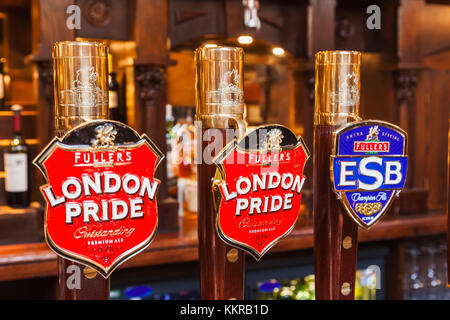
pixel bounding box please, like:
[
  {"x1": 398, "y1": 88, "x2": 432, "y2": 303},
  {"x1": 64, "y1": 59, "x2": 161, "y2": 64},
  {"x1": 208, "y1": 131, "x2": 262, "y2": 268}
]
[{"x1": 195, "y1": 46, "x2": 246, "y2": 300}]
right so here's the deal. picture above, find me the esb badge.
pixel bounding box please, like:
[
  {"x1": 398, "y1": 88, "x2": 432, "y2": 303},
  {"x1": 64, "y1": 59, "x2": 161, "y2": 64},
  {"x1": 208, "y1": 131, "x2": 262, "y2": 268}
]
[
  {"x1": 213, "y1": 125, "x2": 310, "y2": 260},
  {"x1": 34, "y1": 120, "x2": 163, "y2": 278},
  {"x1": 331, "y1": 120, "x2": 408, "y2": 229}
]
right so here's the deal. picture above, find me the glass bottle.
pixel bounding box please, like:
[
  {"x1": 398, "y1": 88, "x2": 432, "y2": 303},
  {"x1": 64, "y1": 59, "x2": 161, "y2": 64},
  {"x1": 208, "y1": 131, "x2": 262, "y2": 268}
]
[{"x1": 4, "y1": 104, "x2": 30, "y2": 208}]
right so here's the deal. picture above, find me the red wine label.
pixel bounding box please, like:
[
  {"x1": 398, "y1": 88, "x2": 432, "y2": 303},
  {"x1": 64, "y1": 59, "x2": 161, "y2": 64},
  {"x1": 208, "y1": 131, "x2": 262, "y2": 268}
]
[
  {"x1": 212, "y1": 125, "x2": 310, "y2": 260},
  {"x1": 34, "y1": 120, "x2": 162, "y2": 278}
]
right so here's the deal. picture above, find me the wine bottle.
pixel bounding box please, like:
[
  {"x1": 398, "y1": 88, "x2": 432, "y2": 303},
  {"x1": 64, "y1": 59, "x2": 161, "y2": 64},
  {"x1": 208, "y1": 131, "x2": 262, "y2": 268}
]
[
  {"x1": 120, "y1": 72, "x2": 127, "y2": 124},
  {"x1": 0, "y1": 59, "x2": 5, "y2": 109},
  {"x1": 109, "y1": 72, "x2": 121, "y2": 120},
  {"x1": 4, "y1": 104, "x2": 30, "y2": 208},
  {"x1": 108, "y1": 54, "x2": 122, "y2": 122}
]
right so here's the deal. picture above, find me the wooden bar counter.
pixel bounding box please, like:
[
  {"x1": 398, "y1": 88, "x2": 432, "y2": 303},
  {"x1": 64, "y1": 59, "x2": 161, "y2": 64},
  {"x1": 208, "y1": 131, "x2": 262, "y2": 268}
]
[{"x1": 0, "y1": 212, "x2": 445, "y2": 283}]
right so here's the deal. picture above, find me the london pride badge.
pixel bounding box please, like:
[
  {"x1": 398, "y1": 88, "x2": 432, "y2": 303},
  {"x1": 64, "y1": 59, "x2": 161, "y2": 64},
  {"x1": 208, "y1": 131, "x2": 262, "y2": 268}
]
[
  {"x1": 331, "y1": 120, "x2": 408, "y2": 229},
  {"x1": 212, "y1": 125, "x2": 310, "y2": 260},
  {"x1": 34, "y1": 120, "x2": 163, "y2": 278}
]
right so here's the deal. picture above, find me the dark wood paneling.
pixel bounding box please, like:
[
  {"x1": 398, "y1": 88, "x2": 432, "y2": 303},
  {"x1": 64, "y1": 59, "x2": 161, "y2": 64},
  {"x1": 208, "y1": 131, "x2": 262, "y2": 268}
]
[
  {"x1": 170, "y1": 0, "x2": 308, "y2": 58},
  {"x1": 133, "y1": 0, "x2": 170, "y2": 64},
  {"x1": 360, "y1": 54, "x2": 395, "y2": 121},
  {"x1": 4, "y1": 8, "x2": 31, "y2": 69},
  {"x1": 307, "y1": 0, "x2": 336, "y2": 59},
  {"x1": 31, "y1": 0, "x2": 75, "y2": 61},
  {"x1": 75, "y1": 0, "x2": 130, "y2": 41},
  {"x1": 422, "y1": 3, "x2": 450, "y2": 57},
  {"x1": 335, "y1": 0, "x2": 382, "y2": 52},
  {"x1": 132, "y1": 0, "x2": 179, "y2": 232},
  {"x1": 397, "y1": 0, "x2": 425, "y2": 67},
  {"x1": 0, "y1": 205, "x2": 44, "y2": 245},
  {"x1": 227, "y1": 0, "x2": 308, "y2": 58},
  {"x1": 279, "y1": 1, "x2": 308, "y2": 58},
  {"x1": 385, "y1": 239, "x2": 404, "y2": 299},
  {"x1": 169, "y1": 0, "x2": 225, "y2": 48},
  {"x1": 424, "y1": 70, "x2": 450, "y2": 210},
  {"x1": 0, "y1": 0, "x2": 30, "y2": 11},
  {"x1": 227, "y1": 0, "x2": 284, "y2": 46}
]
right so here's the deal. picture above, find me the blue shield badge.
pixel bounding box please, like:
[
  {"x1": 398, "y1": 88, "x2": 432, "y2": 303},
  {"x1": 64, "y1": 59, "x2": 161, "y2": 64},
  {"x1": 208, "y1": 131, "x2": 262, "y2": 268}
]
[{"x1": 331, "y1": 120, "x2": 408, "y2": 229}]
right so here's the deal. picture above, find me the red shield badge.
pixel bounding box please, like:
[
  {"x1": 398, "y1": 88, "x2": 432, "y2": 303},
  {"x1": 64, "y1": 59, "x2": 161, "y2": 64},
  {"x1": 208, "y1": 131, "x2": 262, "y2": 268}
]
[
  {"x1": 213, "y1": 125, "x2": 310, "y2": 260},
  {"x1": 34, "y1": 120, "x2": 162, "y2": 278}
]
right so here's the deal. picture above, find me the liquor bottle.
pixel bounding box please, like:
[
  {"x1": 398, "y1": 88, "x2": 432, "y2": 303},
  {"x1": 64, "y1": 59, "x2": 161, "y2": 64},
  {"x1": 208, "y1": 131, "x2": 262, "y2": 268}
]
[
  {"x1": 166, "y1": 104, "x2": 175, "y2": 181},
  {"x1": 166, "y1": 104, "x2": 175, "y2": 140},
  {"x1": 0, "y1": 59, "x2": 6, "y2": 108},
  {"x1": 4, "y1": 104, "x2": 29, "y2": 208},
  {"x1": 256, "y1": 280, "x2": 281, "y2": 300},
  {"x1": 174, "y1": 107, "x2": 197, "y2": 217},
  {"x1": 124, "y1": 285, "x2": 153, "y2": 300},
  {"x1": 176, "y1": 108, "x2": 195, "y2": 178},
  {"x1": 108, "y1": 54, "x2": 122, "y2": 122}
]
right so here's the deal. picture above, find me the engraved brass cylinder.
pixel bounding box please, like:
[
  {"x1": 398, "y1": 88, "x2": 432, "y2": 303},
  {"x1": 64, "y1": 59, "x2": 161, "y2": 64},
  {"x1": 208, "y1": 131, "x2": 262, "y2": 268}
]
[
  {"x1": 195, "y1": 46, "x2": 245, "y2": 134},
  {"x1": 314, "y1": 50, "x2": 361, "y2": 126},
  {"x1": 52, "y1": 41, "x2": 109, "y2": 136}
]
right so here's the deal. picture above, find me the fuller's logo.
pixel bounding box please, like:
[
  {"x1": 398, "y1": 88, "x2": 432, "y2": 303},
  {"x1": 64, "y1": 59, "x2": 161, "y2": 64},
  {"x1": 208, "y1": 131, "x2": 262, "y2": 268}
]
[
  {"x1": 331, "y1": 120, "x2": 408, "y2": 229},
  {"x1": 353, "y1": 126, "x2": 390, "y2": 152},
  {"x1": 34, "y1": 120, "x2": 163, "y2": 278},
  {"x1": 212, "y1": 125, "x2": 310, "y2": 260}
]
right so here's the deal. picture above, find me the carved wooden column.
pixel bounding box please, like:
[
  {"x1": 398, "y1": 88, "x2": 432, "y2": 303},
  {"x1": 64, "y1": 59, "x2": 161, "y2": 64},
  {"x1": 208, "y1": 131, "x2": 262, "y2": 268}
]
[
  {"x1": 288, "y1": 64, "x2": 314, "y2": 218},
  {"x1": 134, "y1": 64, "x2": 178, "y2": 231},
  {"x1": 394, "y1": 69, "x2": 419, "y2": 186},
  {"x1": 31, "y1": 0, "x2": 75, "y2": 148},
  {"x1": 392, "y1": 0, "x2": 428, "y2": 214},
  {"x1": 32, "y1": 0, "x2": 74, "y2": 204},
  {"x1": 393, "y1": 68, "x2": 428, "y2": 213},
  {"x1": 290, "y1": 0, "x2": 336, "y2": 219},
  {"x1": 306, "y1": 0, "x2": 337, "y2": 156},
  {"x1": 307, "y1": 0, "x2": 337, "y2": 57},
  {"x1": 31, "y1": 0, "x2": 112, "y2": 300},
  {"x1": 290, "y1": 66, "x2": 315, "y2": 164},
  {"x1": 35, "y1": 61, "x2": 55, "y2": 150},
  {"x1": 34, "y1": 60, "x2": 55, "y2": 210},
  {"x1": 132, "y1": 0, "x2": 178, "y2": 232}
]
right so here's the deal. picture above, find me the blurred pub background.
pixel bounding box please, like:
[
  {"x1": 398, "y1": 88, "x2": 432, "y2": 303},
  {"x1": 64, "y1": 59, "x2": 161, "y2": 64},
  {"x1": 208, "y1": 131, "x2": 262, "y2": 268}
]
[{"x1": 0, "y1": 0, "x2": 448, "y2": 300}]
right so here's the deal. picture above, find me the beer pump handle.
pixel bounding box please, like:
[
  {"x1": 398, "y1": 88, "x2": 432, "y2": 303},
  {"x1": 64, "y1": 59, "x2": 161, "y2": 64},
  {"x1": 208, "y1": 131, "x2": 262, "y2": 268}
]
[
  {"x1": 195, "y1": 46, "x2": 246, "y2": 300},
  {"x1": 313, "y1": 51, "x2": 361, "y2": 300},
  {"x1": 52, "y1": 41, "x2": 110, "y2": 300}
]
